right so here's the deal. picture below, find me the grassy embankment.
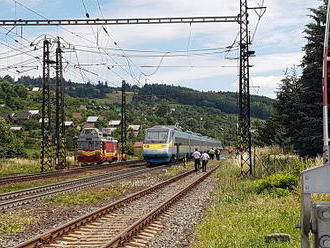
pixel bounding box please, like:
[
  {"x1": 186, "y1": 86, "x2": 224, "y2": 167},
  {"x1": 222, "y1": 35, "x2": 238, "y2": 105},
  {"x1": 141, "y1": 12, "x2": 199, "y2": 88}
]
[
  {"x1": 0, "y1": 210, "x2": 38, "y2": 234},
  {"x1": 0, "y1": 158, "x2": 40, "y2": 176},
  {"x1": 0, "y1": 156, "x2": 78, "y2": 177},
  {"x1": 194, "y1": 147, "x2": 320, "y2": 248}
]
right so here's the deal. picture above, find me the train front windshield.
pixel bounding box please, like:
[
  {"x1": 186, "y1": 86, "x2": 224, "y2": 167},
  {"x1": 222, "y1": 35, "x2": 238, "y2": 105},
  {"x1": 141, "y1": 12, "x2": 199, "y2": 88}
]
[
  {"x1": 145, "y1": 130, "x2": 169, "y2": 144},
  {"x1": 78, "y1": 141, "x2": 101, "y2": 150}
]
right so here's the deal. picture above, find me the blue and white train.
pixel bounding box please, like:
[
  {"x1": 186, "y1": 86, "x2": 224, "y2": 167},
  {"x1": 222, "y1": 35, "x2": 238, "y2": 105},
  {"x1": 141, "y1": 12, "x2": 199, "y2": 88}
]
[{"x1": 143, "y1": 125, "x2": 222, "y2": 164}]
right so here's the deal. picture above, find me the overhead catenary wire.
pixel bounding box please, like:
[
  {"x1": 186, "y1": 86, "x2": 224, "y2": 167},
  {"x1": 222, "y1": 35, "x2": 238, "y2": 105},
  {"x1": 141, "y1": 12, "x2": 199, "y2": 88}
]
[
  {"x1": 63, "y1": 46, "x2": 239, "y2": 58},
  {"x1": 74, "y1": 44, "x2": 236, "y2": 54},
  {"x1": 8, "y1": 0, "x2": 143, "y2": 84},
  {"x1": 72, "y1": 63, "x2": 238, "y2": 68},
  {"x1": 2, "y1": 0, "x2": 258, "y2": 89}
]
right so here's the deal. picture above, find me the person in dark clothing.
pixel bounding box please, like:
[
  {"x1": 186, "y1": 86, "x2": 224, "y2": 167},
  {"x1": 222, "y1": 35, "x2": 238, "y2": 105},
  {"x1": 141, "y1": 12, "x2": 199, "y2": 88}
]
[{"x1": 215, "y1": 148, "x2": 220, "y2": 160}]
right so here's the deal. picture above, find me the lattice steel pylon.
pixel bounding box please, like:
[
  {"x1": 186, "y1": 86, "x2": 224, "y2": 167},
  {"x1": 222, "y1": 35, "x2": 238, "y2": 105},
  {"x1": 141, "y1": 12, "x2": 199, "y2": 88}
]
[
  {"x1": 55, "y1": 37, "x2": 66, "y2": 169},
  {"x1": 40, "y1": 37, "x2": 66, "y2": 171},
  {"x1": 239, "y1": 0, "x2": 253, "y2": 176},
  {"x1": 41, "y1": 38, "x2": 54, "y2": 172},
  {"x1": 121, "y1": 80, "x2": 127, "y2": 159}
]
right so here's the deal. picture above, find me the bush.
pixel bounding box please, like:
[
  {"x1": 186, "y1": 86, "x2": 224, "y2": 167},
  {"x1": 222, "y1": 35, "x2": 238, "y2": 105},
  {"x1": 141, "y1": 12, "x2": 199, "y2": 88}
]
[
  {"x1": 0, "y1": 119, "x2": 25, "y2": 158},
  {"x1": 249, "y1": 173, "x2": 298, "y2": 195},
  {"x1": 263, "y1": 188, "x2": 292, "y2": 198}
]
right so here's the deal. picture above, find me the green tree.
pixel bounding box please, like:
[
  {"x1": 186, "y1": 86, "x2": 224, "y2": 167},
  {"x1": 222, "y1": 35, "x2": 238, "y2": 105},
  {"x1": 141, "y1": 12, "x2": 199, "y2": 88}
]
[
  {"x1": 0, "y1": 118, "x2": 25, "y2": 158},
  {"x1": 294, "y1": 0, "x2": 326, "y2": 157},
  {"x1": 261, "y1": 1, "x2": 327, "y2": 157}
]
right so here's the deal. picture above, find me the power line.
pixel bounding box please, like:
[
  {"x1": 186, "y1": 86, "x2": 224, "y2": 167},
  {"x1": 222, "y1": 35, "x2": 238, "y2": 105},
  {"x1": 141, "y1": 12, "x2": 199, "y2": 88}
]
[
  {"x1": 63, "y1": 46, "x2": 238, "y2": 58},
  {"x1": 8, "y1": 0, "x2": 144, "y2": 85},
  {"x1": 73, "y1": 63, "x2": 238, "y2": 69}
]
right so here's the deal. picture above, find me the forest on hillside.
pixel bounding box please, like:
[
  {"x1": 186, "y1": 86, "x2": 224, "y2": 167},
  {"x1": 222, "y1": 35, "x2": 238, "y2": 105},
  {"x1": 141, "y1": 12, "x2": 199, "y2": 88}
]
[
  {"x1": 2, "y1": 75, "x2": 274, "y2": 119},
  {"x1": 0, "y1": 77, "x2": 272, "y2": 158}
]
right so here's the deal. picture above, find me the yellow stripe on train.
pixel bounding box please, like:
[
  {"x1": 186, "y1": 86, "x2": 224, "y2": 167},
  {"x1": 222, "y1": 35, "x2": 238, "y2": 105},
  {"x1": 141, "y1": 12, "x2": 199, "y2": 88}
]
[
  {"x1": 79, "y1": 151, "x2": 101, "y2": 156},
  {"x1": 143, "y1": 143, "x2": 171, "y2": 149},
  {"x1": 79, "y1": 151, "x2": 116, "y2": 157}
]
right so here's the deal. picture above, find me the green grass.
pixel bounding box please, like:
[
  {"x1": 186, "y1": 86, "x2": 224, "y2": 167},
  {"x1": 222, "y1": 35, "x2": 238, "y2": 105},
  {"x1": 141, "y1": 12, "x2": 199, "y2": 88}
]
[
  {"x1": 0, "y1": 172, "x2": 98, "y2": 194},
  {"x1": 193, "y1": 159, "x2": 301, "y2": 248},
  {"x1": 45, "y1": 183, "x2": 132, "y2": 205},
  {"x1": 0, "y1": 210, "x2": 38, "y2": 234},
  {"x1": 96, "y1": 91, "x2": 135, "y2": 105},
  {"x1": 0, "y1": 158, "x2": 40, "y2": 176},
  {"x1": 160, "y1": 160, "x2": 219, "y2": 178},
  {"x1": 0, "y1": 179, "x2": 61, "y2": 194}
]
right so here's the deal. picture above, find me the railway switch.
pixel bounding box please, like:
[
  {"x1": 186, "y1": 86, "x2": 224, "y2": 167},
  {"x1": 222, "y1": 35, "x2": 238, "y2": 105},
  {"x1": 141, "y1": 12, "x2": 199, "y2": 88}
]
[{"x1": 301, "y1": 165, "x2": 330, "y2": 248}]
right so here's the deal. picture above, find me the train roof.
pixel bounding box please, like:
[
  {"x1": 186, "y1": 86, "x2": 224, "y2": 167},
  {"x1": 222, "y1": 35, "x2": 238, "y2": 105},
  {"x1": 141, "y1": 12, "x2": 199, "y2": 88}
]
[
  {"x1": 146, "y1": 125, "x2": 182, "y2": 131},
  {"x1": 78, "y1": 128, "x2": 118, "y2": 142},
  {"x1": 146, "y1": 125, "x2": 220, "y2": 143}
]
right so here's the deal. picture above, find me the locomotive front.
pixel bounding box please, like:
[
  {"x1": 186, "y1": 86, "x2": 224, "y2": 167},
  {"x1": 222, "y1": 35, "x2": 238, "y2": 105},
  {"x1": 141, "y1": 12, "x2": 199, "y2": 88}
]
[
  {"x1": 143, "y1": 127, "x2": 173, "y2": 164},
  {"x1": 77, "y1": 128, "x2": 104, "y2": 164}
]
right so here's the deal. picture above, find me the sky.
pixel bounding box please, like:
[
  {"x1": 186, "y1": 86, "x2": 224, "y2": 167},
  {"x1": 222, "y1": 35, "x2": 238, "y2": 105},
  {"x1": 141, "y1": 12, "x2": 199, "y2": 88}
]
[{"x1": 0, "y1": 0, "x2": 320, "y2": 98}]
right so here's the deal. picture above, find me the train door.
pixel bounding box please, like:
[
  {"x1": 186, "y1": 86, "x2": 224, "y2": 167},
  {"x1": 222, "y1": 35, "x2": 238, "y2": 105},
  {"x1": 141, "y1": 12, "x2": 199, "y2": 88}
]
[
  {"x1": 176, "y1": 144, "x2": 180, "y2": 162},
  {"x1": 102, "y1": 142, "x2": 106, "y2": 154}
]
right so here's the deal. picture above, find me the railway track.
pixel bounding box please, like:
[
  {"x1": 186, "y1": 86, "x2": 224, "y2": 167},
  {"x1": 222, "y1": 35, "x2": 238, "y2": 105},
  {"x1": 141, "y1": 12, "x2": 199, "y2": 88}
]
[
  {"x1": 0, "y1": 164, "x2": 165, "y2": 212},
  {"x1": 16, "y1": 166, "x2": 218, "y2": 248},
  {"x1": 0, "y1": 160, "x2": 143, "y2": 185}
]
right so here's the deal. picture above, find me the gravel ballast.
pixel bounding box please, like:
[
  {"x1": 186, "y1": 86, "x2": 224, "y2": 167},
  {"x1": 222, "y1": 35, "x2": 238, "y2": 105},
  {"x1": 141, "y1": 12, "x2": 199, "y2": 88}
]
[
  {"x1": 144, "y1": 172, "x2": 218, "y2": 248},
  {"x1": 0, "y1": 166, "x2": 193, "y2": 248}
]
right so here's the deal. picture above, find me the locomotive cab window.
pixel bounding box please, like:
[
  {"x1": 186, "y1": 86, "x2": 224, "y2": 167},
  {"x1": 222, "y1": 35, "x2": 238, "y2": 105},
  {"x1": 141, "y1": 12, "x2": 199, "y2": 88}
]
[
  {"x1": 78, "y1": 141, "x2": 101, "y2": 150},
  {"x1": 145, "y1": 130, "x2": 169, "y2": 143}
]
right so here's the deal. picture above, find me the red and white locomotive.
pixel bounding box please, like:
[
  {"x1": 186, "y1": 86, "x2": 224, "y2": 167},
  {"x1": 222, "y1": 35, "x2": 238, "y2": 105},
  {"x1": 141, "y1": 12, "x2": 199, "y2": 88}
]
[{"x1": 77, "y1": 128, "x2": 119, "y2": 164}]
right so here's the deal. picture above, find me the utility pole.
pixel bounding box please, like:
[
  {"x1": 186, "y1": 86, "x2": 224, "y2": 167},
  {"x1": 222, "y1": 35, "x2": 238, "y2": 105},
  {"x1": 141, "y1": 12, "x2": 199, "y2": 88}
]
[
  {"x1": 55, "y1": 37, "x2": 66, "y2": 169},
  {"x1": 41, "y1": 38, "x2": 53, "y2": 172},
  {"x1": 323, "y1": 0, "x2": 330, "y2": 164},
  {"x1": 121, "y1": 80, "x2": 127, "y2": 160},
  {"x1": 238, "y1": 0, "x2": 265, "y2": 176},
  {"x1": 239, "y1": 0, "x2": 253, "y2": 176},
  {"x1": 40, "y1": 37, "x2": 66, "y2": 171}
]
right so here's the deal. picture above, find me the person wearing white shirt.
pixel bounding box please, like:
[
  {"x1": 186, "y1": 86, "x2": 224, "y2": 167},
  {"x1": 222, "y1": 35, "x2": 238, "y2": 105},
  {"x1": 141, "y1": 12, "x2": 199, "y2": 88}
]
[
  {"x1": 192, "y1": 148, "x2": 201, "y2": 172},
  {"x1": 201, "y1": 152, "x2": 210, "y2": 172}
]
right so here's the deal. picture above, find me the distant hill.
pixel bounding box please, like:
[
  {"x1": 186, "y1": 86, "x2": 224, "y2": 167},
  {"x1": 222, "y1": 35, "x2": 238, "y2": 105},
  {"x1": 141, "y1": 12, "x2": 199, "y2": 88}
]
[
  {"x1": 133, "y1": 84, "x2": 274, "y2": 119},
  {"x1": 3, "y1": 76, "x2": 274, "y2": 119},
  {"x1": 0, "y1": 76, "x2": 275, "y2": 147}
]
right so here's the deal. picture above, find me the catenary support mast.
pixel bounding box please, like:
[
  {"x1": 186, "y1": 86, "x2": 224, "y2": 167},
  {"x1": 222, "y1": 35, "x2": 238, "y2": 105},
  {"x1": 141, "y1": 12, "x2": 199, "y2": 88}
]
[
  {"x1": 121, "y1": 80, "x2": 127, "y2": 160},
  {"x1": 55, "y1": 37, "x2": 66, "y2": 169},
  {"x1": 239, "y1": 0, "x2": 253, "y2": 175},
  {"x1": 41, "y1": 38, "x2": 53, "y2": 172},
  {"x1": 40, "y1": 37, "x2": 66, "y2": 171}
]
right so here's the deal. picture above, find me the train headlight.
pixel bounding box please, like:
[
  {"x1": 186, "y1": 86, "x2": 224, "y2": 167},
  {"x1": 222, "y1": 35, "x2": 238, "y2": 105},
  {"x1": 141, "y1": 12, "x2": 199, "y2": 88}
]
[{"x1": 144, "y1": 145, "x2": 150, "y2": 148}]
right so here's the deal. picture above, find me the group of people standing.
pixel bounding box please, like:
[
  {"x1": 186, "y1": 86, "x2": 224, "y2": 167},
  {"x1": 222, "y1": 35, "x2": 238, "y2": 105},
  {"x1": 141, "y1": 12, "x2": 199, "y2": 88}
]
[
  {"x1": 191, "y1": 147, "x2": 221, "y2": 172},
  {"x1": 208, "y1": 148, "x2": 222, "y2": 160}
]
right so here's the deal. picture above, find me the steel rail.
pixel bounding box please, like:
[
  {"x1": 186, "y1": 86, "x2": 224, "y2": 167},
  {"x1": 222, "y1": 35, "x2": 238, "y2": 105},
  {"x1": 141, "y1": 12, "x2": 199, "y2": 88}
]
[
  {"x1": 104, "y1": 166, "x2": 218, "y2": 248},
  {"x1": 0, "y1": 164, "x2": 146, "y2": 201},
  {"x1": 0, "y1": 164, "x2": 166, "y2": 211},
  {"x1": 15, "y1": 169, "x2": 196, "y2": 248},
  {"x1": 0, "y1": 160, "x2": 143, "y2": 185}
]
